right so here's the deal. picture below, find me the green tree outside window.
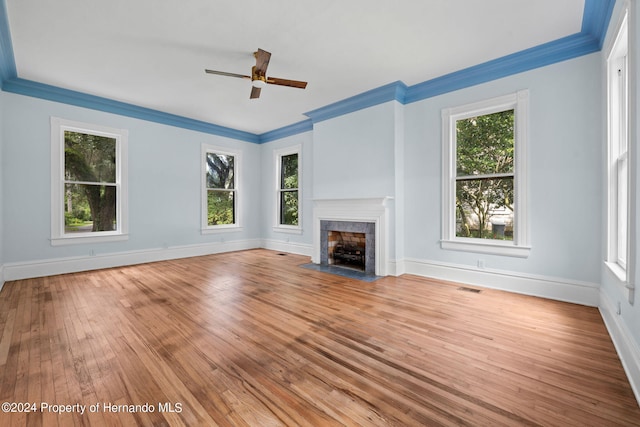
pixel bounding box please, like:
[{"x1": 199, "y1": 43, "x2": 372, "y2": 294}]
[
  {"x1": 206, "y1": 153, "x2": 235, "y2": 226},
  {"x1": 64, "y1": 131, "x2": 117, "y2": 233},
  {"x1": 280, "y1": 153, "x2": 299, "y2": 226},
  {"x1": 455, "y1": 110, "x2": 514, "y2": 240}
]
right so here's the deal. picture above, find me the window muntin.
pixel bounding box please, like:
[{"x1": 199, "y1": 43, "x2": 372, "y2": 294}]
[
  {"x1": 51, "y1": 118, "x2": 128, "y2": 245},
  {"x1": 442, "y1": 91, "x2": 529, "y2": 257}
]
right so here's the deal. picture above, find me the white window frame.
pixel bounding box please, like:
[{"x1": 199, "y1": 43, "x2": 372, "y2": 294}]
[
  {"x1": 50, "y1": 117, "x2": 128, "y2": 246},
  {"x1": 441, "y1": 90, "x2": 530, "y2": 257},
  {"x1": 201, "y1": 144, "x2": 242, "y2": 233},
  {"x1": 605, "y1": 8, "x2": 631, "y2": 283},
  {"x1": 273, "y1": 145, "x2": 302, "y2": 234}
]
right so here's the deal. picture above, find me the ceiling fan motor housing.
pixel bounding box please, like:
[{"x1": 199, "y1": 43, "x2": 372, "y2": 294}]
[{"x1": 251, "y1": 66, "x2": 267, "y2": 88}]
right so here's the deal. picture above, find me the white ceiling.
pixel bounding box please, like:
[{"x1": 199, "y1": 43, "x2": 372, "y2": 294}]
[{"x1": 6, "y1": 0, "x2": 585, "y2": 135}]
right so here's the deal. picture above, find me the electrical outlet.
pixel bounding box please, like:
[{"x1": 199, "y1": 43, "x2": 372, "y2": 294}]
[
  {"x1": 477, "y1": 259, "x2": 485, "y2": 269},
  {"x1": 616, "y1": 301, "x2": 622, "y2": 315}
]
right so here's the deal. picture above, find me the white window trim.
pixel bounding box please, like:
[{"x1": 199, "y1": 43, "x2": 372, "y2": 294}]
[
  {"x1": 273, "y1": 145, "x2": 302, "y2": 234},
  {"x1": 201, "y1": 144, "x2": 242, "y2": 234},
  {"x1": 50, "y1": 117, "x2": 128, "y2": 246},
  {"x1": 441, "y1": 90, "x2": 530, "y2": 258},
  {"x1": 605, "y1": 5, "x2": 633, "y2": 285}
]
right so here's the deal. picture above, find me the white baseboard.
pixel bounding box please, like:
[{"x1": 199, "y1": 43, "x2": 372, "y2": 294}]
[
  {"x1": 261, "y1": 239, "x2": 313, "y2": 257},
  {"x1": 599, "y1": 291, "x2": 640, "y2": 406},
  {"x1": 403, "y1": 257, "x2": 600, "y2": 307},
  {"x1": 386, "y1": 259, "x2": 405, "y2": 276},
  {"x1": 3, "y1": 239, "x2": 262, "y2": 281}
]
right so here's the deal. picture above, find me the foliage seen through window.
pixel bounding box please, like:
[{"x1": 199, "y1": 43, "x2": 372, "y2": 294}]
[
  {"x1": 279, "y1": 153, "x2": 299, "y2": 226},
  {"x1": 64, "y1": 131, "x2": 117, "y2": 233},
  {"x1": 455, "y1": 110, "x2": 514, "y2": 240},
  {"x1": 206, "y1": 153, "x2": 235, "y2": 226}
]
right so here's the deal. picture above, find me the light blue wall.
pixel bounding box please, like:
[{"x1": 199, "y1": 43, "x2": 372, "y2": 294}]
[
  {"x1": 312, "y1": 102, "x2": 397, "y2": 200},
  {"x1": 260, "y1": 101, "x2": 405, "y2": 258},
  {"x1": 2, "y1": 92, "x2": 262, "y2": 264},
  {"x1": 290, "y1": 54, "x2": 603, "y2": 285},
  {"x1": 403, "y1": 53, "x2": 602, "y2": 284},
  {"x1": 600, "y1": 0, "x2": 640, "y2": 353},
  {"x1": 259, "y1": 131, "x2": 314, "y2": 247},
  {"x1": 310, "y1": 101, "x2": 403, "y2": 261},
  {"x1": 0, "y1": 51, "x2": 606, "y2": 288}
]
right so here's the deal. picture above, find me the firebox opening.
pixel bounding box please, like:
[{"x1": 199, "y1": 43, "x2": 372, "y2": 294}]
[{"x1": 328, "y1": 231, "x2": 366, "y2": 272}]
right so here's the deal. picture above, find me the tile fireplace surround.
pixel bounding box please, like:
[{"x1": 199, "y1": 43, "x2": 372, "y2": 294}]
[{"x1": 312, "y1": 198, "x2": 391, "y2": 276}]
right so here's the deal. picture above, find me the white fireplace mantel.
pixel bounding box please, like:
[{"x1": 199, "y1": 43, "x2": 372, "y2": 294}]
[{"x1": 312, "y1": 197, "x2": 392, "y2": 276}]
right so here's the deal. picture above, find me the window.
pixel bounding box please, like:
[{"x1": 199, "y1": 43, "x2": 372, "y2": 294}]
[
  {"x1": 606, "y1": 11, "x2": 629, "y2": 281},
  {"x1": 51, "y1": 118, "x2": 128, "y2": 245},
  {"x1": 202, "y1": 145, "x2": 240, "y2": 232},
  {"x1": 441, "y1": 91, "x2": 529, "y2": 257},
  {"x1": 274, "y1": 146, "x2": 301, "y2": 231}
]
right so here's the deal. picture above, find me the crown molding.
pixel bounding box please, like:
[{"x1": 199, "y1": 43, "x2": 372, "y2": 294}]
[
  {"x1": 583, "y1": 0, "x2": 616, "y2": 48},
  {"x1": 0, "y1": 0, "x2": 16, "y2": 84},
  {"x1": 404, "y1": 33, "x2": 599, "y2": 104},
  {"x1": 0, "y1": 0, "x2": 617, "y2": 143},
  {"x1": 302, "y1": 0, "x2": 614, "y2": 123},
  {"x1": 304, "y1": 81, "x2": 408, "y2": 124},
  {"x1": 259, "y1": 119, "x2": 313, "y2": 143},
  {"x1": 3, "y1": 77, "x2": 259, "y2": 143}
]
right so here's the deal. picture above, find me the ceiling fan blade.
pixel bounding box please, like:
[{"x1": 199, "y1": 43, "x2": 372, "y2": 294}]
[
  {"x1": 254, "y1": 49, "x2": 271, "y2": 76},
  {"x1": 250, "y1": 86, "x2": 262, "y2": 99},
  {"x1": 205, "y1": 69, "x2": 251, "y2": 80},
  {"x1": 207, "y1": 50, "x2": 305, "y2": 99},
  {"x1": 266, "y1": 77, "x2": 308, "y2": 89}
]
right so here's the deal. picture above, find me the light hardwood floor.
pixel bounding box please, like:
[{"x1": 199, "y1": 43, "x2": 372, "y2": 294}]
[{"x1": 0, "y1": 249, "x2": 638, "y2": 426}]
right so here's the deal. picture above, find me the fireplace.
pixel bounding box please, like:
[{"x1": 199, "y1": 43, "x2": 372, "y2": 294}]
[
  {"x1": 330, "y1": 231, "x2": 366, "y2": 270},
  {"x1": 321, "y1": 221, "x2": 375, "y2": 274},
  {"x1": 313, "y1": 198, "x2": 390, "y2": 276}
]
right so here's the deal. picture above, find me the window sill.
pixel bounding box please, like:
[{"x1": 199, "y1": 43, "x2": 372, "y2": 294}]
[
  {"x1": 51, "y1": 233, "x2": 129, "y2": 246},
  {"x1": 273, "y1": 225, "x2": 303, "y2": 235},
  {"x1": 201, "y1": 225, "x2": 243, "y2": 235},
  {"x1": 441, "y1": 239, "x2": 531, "y2": 258},
  {"x1": 605, "y1": 261, "x2": 627, "y2": 283}
]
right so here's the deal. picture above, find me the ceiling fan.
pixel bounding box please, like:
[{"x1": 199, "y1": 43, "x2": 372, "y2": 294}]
[{"x1": 205, "y1": 48, "x2": 308, "y2": 99}]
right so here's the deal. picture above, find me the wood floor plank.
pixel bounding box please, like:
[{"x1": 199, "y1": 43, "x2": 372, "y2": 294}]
[{"x1": 0, "y1": 249, "x2": 638, "y2": 426}]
